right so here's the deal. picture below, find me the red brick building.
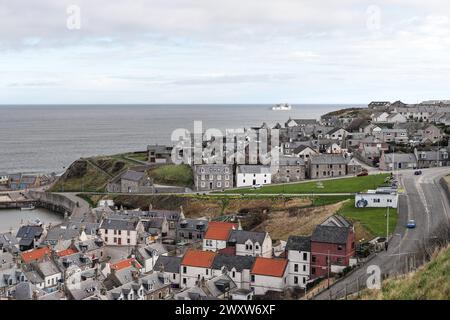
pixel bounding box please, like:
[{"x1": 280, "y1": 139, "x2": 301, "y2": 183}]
[{"x1": 310, "y1": 216, "x2": 355, "y2": 278}]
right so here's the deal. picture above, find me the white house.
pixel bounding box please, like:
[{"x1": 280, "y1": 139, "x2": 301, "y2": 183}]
[
  {"x1": 0, "y1": 172, "x2": 8, "y2": 185},
  {"x1": 325, "y1": 128, "x2": 348, "y2": 141},
  {"x1": 154, "y1": 256, "x2": 182, "y2": 286},
  {"x1": 202, "y1": 221, "x2": 238, "y2": 252},
  {"x1": 285, "y1": 236, "x2": 310, "y2": 289},
  {"x1": 250, "y1": 257, "x2": 288, "y2": 295},
  {"x1": 355, "y1": 189, "x2": 398, "y2": 208},
  {"x1": 180, "y1": 249, "x2": 216, "y2": 289},
  {"x1": 228, "y1": 230, "x2": 272, "y2": 258},
  {"x1": 211, "y1": 254, "x2": 255, "y2": 290},
  {"x1": 386, "y1": 113, "x2": 407, "y2": 124},
  {"x1": 371, "y1": 112, "x2": 389, "y2": 123},
  {"x1": 98, "y1": 217, "x2": 143, "y2": 246},
  {"x1": 136, "y1": 243, "x2": 169, "y2": 273},
  {"x1": 36, "y1": 260, "x2": 63, "y2": 289},
  {"x1": 236, "y1": 165, "x2": 271, "y2": 188}
]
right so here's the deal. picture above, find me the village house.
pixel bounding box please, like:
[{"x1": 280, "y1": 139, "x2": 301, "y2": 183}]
[
  {"x1": 98, "y1": 217, "x2": 144, "y2": 246},
  {"x1": 310, "y1": 216, "x2": 356, "y2": 278},
  {"x1": 228, "y1": 230, "x2": 272, "y2": 258},
  {"x1": 285, "y1": 118, "x2": 318, "y2": 128},
  {"x1": 371, "y1": 111, "x2": 389, "y2": 123},
  {"x1": 193, "y1": 164, "x2": 234, "y2": 191},
  {"x1": 285, "y1": 236, "x2": 310, "y2": 288},
  {"x1": 106, "y1": 170, "x2": 153, "y2": 193},
  {"x1": 346, "y1": 158, "x2": 363, "y2": 175},
  {"x1": 135, "y1": 243, "x2": 169, "y2": 273},
  {"x1": 16, "y1": 225, "x2": 44, "y2": 251},
  {"x1": 236, "y1": 165, "x2": 271, "y2": 187},
  {"x1": 325, "y1": 128, "x2": 348, "y2": 141},
  {"x1": 180, "y1": 249, "x2": 216, "y2": 288},
  {"x1": 292, "y1": 145, "x2": 319, "y2": 160},
  {"x1": 379, "y1": 152, "x2": 418, "y2": 171},
  {"x1": 416, "y1": 124, "x2": 444, "y2": 144},
  {"x1": 176, "y1": 218, "x2": 208, "y2": 244},
  {"x1": 414, "y1": 148, "x2": 450, "y2": 168},
  {"x1": 0, "y1": 267, "x2": 28, "y2": 298},
  {"x1": 319, "y1": 139, "x2": 344, "y2": 154},
  {"x1": 154, "y1": 255, "x2": 182, "y2": 287},
  {"x1": 374, "y1": 128, "x2": 409, "y2": 144},
  {"x1": 147, "y1": 144, "x2": 173, "y2": 164},
  {"x1": 211, "y1": 254, "x2": 255, "y2": 290},
  {"x1": 271, "y1": 156, "x2": 306, "y2": 183},
  {"x1": 250, "y1": 257, "x2": 288, "y2": 295},
  {"x1": 203, "y1": 221, "x2": 238, "y2": 252},
  {"x1": 309, "y1": 154, "x2": 348, "y2": 179}
]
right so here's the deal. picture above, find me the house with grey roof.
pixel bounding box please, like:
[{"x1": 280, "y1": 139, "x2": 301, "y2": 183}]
[
  {"x1": 203, "y1": 274, "x2": 237, "y2": 299},
  {"x1": 271, "y1": 156, "x2": 306, "y2": 183},
  {"x1": 228, "y1": 230, "x2": 272, "y2": 258},
  {"x1": 66, "y1": 279, "x2": 104, "y2": 300},
  {"x1": 147, "y1": 144, "x2": 173, "y2": 164},
  {"x1": 286, "y1": 236, "x2": 311, "y2": 289},
  {"x1": 308, "y1": 154, "x2": 348, "y2": 179},
  {"x1": 99, "y1": 216, "x2": 144, "y2": 246},
  {"x1": 414, "y1": 148, "x2": 450, "y2": 168},
  {"x1": 193, "y1": 164, "x2": 234, "y2": 191},
  {"x1": 0, "y1": 267, "x2": 27, "y2": 297},
  {"x1": 154, "y1": 255, "x2": 182, "y2": 287},
  {"x1": 16, "y1": 225, "x2": 43, "y2": 251},
  {"x1": 176, "y1": 218, "x2": 208, "y2": 244},
  {"x1": 106, "y1": 170, "x2": 153, "y2": 193},
  {"x1": 135, "y1": 243, "x2": 169, "y2": 273},
  {"x1": 236, "y1": 165, "x2": 271, "y2": 188},
  {"x1": 211, "y1": 254, "x2": 255, "y2": 290},
  {"x1": 0, "y1": 232, "x2": 19, "y2": 254},
  {"x1": 379, "y1": 152, "x2": 417, "y2": 171}
]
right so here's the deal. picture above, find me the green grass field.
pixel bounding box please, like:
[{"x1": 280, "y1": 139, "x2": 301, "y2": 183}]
[
  {"x1": 147, "y1": 164, "x2": 193, "y2": 187},
  {"x1": 338, "y1": 200, "x2": 397, "y2": 238},
  {"x1": 225, "y1": 174, "x2": 390, "y2": 194}
]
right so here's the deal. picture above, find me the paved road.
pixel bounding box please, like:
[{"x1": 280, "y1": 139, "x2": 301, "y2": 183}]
[{"x1": 314, "y1": 167, "x2": 450, "y2": 300}]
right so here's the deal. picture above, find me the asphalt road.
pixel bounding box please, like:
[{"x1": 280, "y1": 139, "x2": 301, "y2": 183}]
[{"x1": 314, "y1": 167, "x2": 450, "y2": 300}]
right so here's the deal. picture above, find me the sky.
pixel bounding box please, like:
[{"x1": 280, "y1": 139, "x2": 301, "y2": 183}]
[{"x1": 1, "y1": 0, "x2": 450, "y2": 104}]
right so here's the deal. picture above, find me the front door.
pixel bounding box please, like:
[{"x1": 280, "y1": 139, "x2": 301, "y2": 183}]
[{"x1": 118, "y1": 238, "x2": 122, "y2": 245}]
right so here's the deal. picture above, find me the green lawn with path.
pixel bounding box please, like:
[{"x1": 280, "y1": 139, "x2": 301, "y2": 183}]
[
  {"x1": 225, "y1": 174, "x2": 390, "y2": 194},
  {"x1": 338, "y1": 200, "x2": 398, "y2": 238}
]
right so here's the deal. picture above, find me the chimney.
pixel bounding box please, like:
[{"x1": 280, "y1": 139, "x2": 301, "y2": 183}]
[
  {"x1": 179, "y1": 206, "x2": 185, "y2": 220},
  {"x1": 238, "y1": 219, "x2": 243, "y2": 231}
]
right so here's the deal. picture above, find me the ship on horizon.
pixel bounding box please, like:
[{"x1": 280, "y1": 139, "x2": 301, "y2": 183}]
[{"x1": 272, "y1": 103, "x2": 292, "y2": 111}]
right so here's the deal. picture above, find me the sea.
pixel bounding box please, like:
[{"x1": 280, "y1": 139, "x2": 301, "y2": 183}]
[{"x1": 0, "y1": 104, "x2": 363, "y2": 174}]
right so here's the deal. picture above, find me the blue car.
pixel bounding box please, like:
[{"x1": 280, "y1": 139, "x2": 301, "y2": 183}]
[{"x1": 406, "y1": 220, "x2": 416, "y2": 229}]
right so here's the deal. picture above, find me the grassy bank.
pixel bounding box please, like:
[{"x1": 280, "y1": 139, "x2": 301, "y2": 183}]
[
  {"x1": 357, "y1": 246, "x2": 450, "y2": 300},
  {"x1": 147, "y1": 164, "x2": 193, "y2": 188},
  {"x1": 338, "y1": 200, "x2": 397, "y2": 238},
  {"x1": 225, "y1": 174, "x2": 390, "y2": 194}
]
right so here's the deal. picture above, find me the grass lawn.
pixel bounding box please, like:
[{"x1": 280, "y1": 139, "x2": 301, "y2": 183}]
[
  {"x1": 226, "y1": 174, "x2": 390, "y2": 194},
  {"x1": 338, "y1": 200, "x2": 397, "y2": 238},
  {"x1": 148, "y1": 164, "x2": 193, "y2": 188}
]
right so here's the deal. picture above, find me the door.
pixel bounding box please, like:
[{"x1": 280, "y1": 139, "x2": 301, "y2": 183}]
[
  {"x1": 118, "y1": 238, "x2": 122, "y2": 245},
  {"x1": 253, "y1": 179, "x2": 256, "y2": 185}
]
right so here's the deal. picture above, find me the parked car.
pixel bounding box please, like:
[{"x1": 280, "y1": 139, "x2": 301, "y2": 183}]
[
  {"x1": 406, "y1": 219, "x2": 416, "y2": 229},
  {"x1": 252, "y1": 184, "x2": 262, "y2": 189},
  {"x1": 357, "y1": 171, "x2": 368, "y2": 177},
  {"x1": 414, "y1": 170, "x2": 422, "y2": 175}
]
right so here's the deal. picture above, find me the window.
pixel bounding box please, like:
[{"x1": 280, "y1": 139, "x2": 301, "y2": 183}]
[
  {"x1": 118, "y1": 230, "x2": 121, "y2": 235},
  {"x1": 251, "y1": 275, "x2": 255, "y2": 282},
  {"x1": 311, "y1": 267, "x2": 316, "y2": 275},
  {"x1": 312, "y1": 256, "x2": 316, "y2": 263},
  {"x1": 294, "y1": 264, "x2": 298, "y2": 272},
  {"x1": 201, "y1": 174, "x2": 205, "y2": 180},
  {"x1": 127, "y1": 238, "x2": 131, "y2": 244},
  {"x1": 232, "y1": 271, "x2": 235, "y2": 278},
  {"x1": 127, "y1": 230, "x2": 131, "y2": 236},
  {"x1": 206, "y1": 269, "x2": 209, "y2": 275},
  {"x1": 183, "y1": 266, "x2": 187, "y2": 274},
  {"x1": 303, "y1": 252, "x2": 307, "y2": 261},
  {"x1": 201, "y1": 182, "x2": 205, "y2": 188},
  {"x1": 182, "y1": 278, "x2": 187, "y2": 285},
  {"x1": 337, "y1": 245, "x2": 343, "y2": 251},
  {"x1": 217, "y1": 182, "x2": 221, "y2": 188},
  {"x1": 217, "y1": 175, "x2": 222, "y2": 181},
  {"x1": 105, "y1": 237, "x2": 108, "y2": 242},
  {"x1": 294, "y1": 276, "x2": 298, "y2": 284},
  {"x1": 114, "y1": 237, "x2": 117, "y2": 243},
  {"x1": 303, "y1": 265, "x2": 306, "y2": 272},
  {"x1": 173, "y1": 274, "x2": 176, "y2": 280},
  {"x1": 225, "y1": 182, "x2": 229, "y2": 187}
]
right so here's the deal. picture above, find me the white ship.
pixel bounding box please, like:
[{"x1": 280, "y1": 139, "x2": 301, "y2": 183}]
[
  {"x1": 20, "y1": 204, "x2": 35, "y2": 211},
  {"x1": 272, "y1": 103, "x2": 292, "y2": 111}
]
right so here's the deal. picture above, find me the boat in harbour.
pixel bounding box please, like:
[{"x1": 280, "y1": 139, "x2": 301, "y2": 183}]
[
  {"x1": 20, "y1": 204, "x2": 35, "y2": 211},
  {"x1": 272, "y1": 103, "x2": 292, "y2": 111}
]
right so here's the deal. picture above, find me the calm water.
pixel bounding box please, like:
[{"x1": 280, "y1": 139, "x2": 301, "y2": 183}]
[
  {"x1": 0, "y1": 208, "x2": 64, "y2": 233},
  {"x1": 0, "y1": 104, "x2": 362, "y2": 173}
]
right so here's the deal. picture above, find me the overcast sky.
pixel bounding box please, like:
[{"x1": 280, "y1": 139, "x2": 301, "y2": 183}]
[{"x1": 1, "y1": 0, "x2": 450, "y2": 104}]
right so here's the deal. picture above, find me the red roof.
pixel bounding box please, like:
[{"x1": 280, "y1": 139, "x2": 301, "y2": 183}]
[
  {"x1": 21, "y1": 247, "x2": 51, "y2": 264},
  {"x1": 251, "y1": 257, "x2": 288, "y2": 277},
  {"x1": 57, "y1": 248, "x2": 78, "y2": 257},
  {"x1": 181, "y1": 249, "x2": 216, "y2": 268},
  {"x1": 111, "y1": 258, "x2": 142, "y2": 271},
  {"x1": 204, "y1": 221, "x2": 238, "y2": 241},
  {"x1": 218, "y1": 246, "x2": 236, "y2": 256}
]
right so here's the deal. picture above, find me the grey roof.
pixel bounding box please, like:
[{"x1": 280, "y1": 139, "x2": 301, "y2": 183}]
[
  {"x1": 58, "y1": 252, "x2": 91, "y2": 270},
  {"x1": 383, "y1": 153, "x2": 417, "y2": 164},
  {"x1": 195, "y1": 164, "x2": 233, "y2": 174},
  {"x1": 416, "y1": 150, "x2": 449, "y2": 161},
  {"x1": 292, "y1": 119, "x2": 318, "y2": 126},
  {"x1": 286, "y1": 236, "x2": 311, "y2": 252},
  {"x1": 36, "y1": 260, "x2": 61, "y2": 277},
  {"x1": 24, "y1": 270, "x2": 44, "y2": 285},
  {"x1": 175, "y1": 286, "x2": 208, "y2": 300},
  {"x1": 228, "y1": 230, "x2": 267, "y2": 245},
  {"x1": 121, "y1": 170, "x2": 146, "y2": 182},
  {"x1": 321, "y1": 215, "x2": 352, "y2": 228},
  {"x1": 0, "y1": 267, "x2": 26, "y2": 288},
  {"x1": 310, "y1": 154, "x2": 348, "y2": 165},
  {"x1": 100, "y1": 217, "x2": 140, "y2": 231},
  {"x1": 238, "y1": 165, "x2": 271, "y2": 174},
  {"x1": 137, "y1": 244, "x2": 168, "y2": 261},
  {"x1": 212, "y1": 254, "x2": 255, "y2": 272},
  {"x1": 147, "y1": 144, "x2": 172, "y2": 154},
  {"x1": 276, "y1": 156, "x2": 305, "y2": 166},
  {"x1": 13, "y1": 282, "x2": 33, "y2": 300},
  {"x1": 205, "y1": 274, "x2": 237, "y2": 297},
  {"x1": 293, "y1": 145, "x2": 317, "y2": 154},
  {"x1": 177, "y1": 218, "x2": 208, "y2": 232},
  {"x1": 154, "y1": 256, "x2": 182, "y2": 274},
  {"x1": 0, "y1": 232, "x2": 18, "y2": 252},
  {"x1": 68, "y1": 279, "x2": 102, "y2": 300},
  {"x1": 311, "y1": 225, "x2": 351, "y2": 245},
  {"x1": 16, "y1": 225, "x2": 43, "y2": 240}
]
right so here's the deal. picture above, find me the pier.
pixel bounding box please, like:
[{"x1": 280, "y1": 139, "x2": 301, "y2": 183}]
[{"x1": 0, "y1": 192, "x2": 36, "y2": 209}]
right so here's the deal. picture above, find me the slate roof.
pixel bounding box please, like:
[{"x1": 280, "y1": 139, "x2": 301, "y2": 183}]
[
  {"x1": 154, "y1": 255, "x2": 182, "y2": 274},
  {"x1": 286, "y1": 236, "x2": 311, "y2": 252},
  {"x1": 212, "y1": 254, "x2": 255, "y2": 272},
  {"x1": 275, "y1": 156, "x2": 305, "y2": 166},
  {"x1": 311, "y1": 225, "x2": 351, "y2": 245},
  {"x1": 100, "y1": 217, "x2": 140, "y2": 231},
  {"x1": 310, "y1": 154, "x2": 348, "y2": 165},
  {"x1": 16, "y1": 226, "x2": 43, "y2": 240},
  {"x1": 383, "y1": 153, "x2": 417, "y2": 164},
  {"x1": 228, "y1": 230, "x2": 266, "y2": 244},
  {"x1": 238, "y1": 165, "x2": 271, "y2": 174},
  {"x1": 121, "y1": 170, "x2": 146, "y2": 182}
]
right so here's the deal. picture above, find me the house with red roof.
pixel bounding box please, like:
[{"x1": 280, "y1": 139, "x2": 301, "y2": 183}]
[
  {"x1": 20, "y1": 247, "x2": 52, "y2": 264},
  {"x1": 202, "y1": 221, "x2": 238, "y2": 252},
  {"x1": 250, "y1": 257, "x2": 288, "y2": 295},
  {"x1": 180, "y1": 249, "x2": 216, "y2": 288}
]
